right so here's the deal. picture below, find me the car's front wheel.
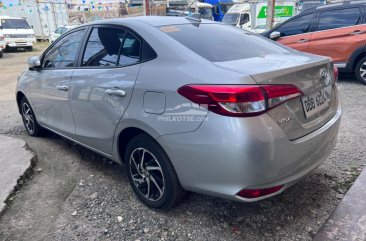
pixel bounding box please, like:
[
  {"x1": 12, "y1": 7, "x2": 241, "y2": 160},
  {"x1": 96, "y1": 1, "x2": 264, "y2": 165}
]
[
  {"x1": 20, "y1": 97, "x2": 43, "y2": 136},
  {"x1": 125, "y1": 134, "x2": 186, "y2": 209},
  {"x1": 355, "y1": 57, "x2": 366, "y2": 85}
]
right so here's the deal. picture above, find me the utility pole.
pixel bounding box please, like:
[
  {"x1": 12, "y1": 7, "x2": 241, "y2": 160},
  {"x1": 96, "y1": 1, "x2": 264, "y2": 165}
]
[
  {"x1": 266, "y1": 0, "x2": 275, "y2": 31},
  {"x1": 143, "y1": 0, "x2": 150, "y2": 16}
]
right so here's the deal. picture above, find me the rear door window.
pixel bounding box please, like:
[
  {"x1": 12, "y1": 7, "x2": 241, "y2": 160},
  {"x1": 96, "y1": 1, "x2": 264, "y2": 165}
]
[
  {"x1": 317, "y1": 8, "x2": 361, "y2": 31},
  {"x1": 276, "y1": 13, "x2": 315, "y2": 37},
  {"x1": 60, "y1": 27, "x2": 68, "y2": 34},
  {"x1": 161, "y1": 23, "x2": 287, "y2": 62},
  {"x1": 82, "y1": 28, "x2": 125, "y2": 67},
  {"x1": 55, "y1": 28, "x2": 62, "y2": 34},
  {"x1": 118, "y1": 32, "x2": 141, "y2": 66},
  {"x1": 82, "y1": 27, "x2": 141, "y2": 67}
]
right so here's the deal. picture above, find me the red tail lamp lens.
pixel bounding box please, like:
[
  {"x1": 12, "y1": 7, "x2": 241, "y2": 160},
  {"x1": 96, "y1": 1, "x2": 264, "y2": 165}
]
[
  {"x1": 177, "y1": 84, "x2": 302, "y2": 117},
  {"x1": 237, "y1": 185, "x2": 284, "y2": 199}
]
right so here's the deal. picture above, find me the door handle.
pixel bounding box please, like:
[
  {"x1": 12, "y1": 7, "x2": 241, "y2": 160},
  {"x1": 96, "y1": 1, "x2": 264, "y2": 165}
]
[
  {"x1": 56, "y1": 85, "x2": 69, "y2": 91},
  {"x1": 350, "y1": 30, "x2": 365, "y2": 35},
  {"x1": 105, "y1": 89, "x2": 126, "y2": 97},
  {"x1": 297, "y1": 39, "x2": 309, "y2": 43}
]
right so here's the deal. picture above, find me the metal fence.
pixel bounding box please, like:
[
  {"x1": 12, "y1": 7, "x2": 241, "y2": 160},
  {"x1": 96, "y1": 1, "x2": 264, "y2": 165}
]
[
  {"x1": 0, "y1": 1, "x2": 69, "y2": 39},
  {"x1": 0, "y1": 0, "x2": 166, "y2": 39}
]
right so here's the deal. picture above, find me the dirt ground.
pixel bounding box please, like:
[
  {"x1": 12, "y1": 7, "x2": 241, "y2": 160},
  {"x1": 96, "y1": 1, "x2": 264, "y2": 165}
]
[{"x1": 0, "y1": 43, "x2": 365, "y2": 241}]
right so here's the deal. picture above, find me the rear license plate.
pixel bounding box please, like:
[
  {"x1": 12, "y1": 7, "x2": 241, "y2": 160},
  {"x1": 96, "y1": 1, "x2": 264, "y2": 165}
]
[{"x1": 301, "y1": 85, "x2": 332, "y2": 119}]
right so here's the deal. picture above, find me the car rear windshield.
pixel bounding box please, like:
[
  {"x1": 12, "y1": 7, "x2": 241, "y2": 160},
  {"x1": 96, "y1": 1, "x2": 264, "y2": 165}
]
[
  {"x1": 160, "y1": 23, "x2": 287, "y2": 62},
  {"x1": 1, "y1": 19, "x2": 31, "y2": 29}
]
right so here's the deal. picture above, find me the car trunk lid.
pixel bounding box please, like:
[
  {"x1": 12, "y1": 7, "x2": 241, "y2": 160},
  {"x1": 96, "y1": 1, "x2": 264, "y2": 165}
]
[{"x1": 213, "y1": 52, "x2": 338, "y2": 140}]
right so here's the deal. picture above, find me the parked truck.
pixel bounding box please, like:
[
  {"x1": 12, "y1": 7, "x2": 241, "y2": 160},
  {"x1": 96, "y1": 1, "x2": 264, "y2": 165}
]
[
  {"x1": 167, "y1": 1, "x2": 214, "y2": 20},
  {"x1": 203, "y1": 0, "x2": 236, "y2": 21},
  {"x1": 0, "y1": 33, "x2": 4, "y2": 58},
  {"x1": 0, "y1": 0, "x2": 69, "y2": 40},
  {"x1": 222, "y1": 1, "x2": 296, "y2": 31}
]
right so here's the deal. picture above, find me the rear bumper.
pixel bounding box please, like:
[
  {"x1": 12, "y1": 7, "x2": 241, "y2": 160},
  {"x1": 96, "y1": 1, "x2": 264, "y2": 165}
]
[
  {"x1": 157, "y1": 91, "x2": 341, "y2": 202},
  {"x1": 334, "y1": 62, "x2": 347, "y2": 69},
  {"x1": 335, "y1": 62, "x2": 353, "y2": 73},
  {"x1": 6, "y1": 38, "x2": 35, "y2": 48},
  {"x1": 7, "y1": 42, "x2": 34, "y2": 48}
]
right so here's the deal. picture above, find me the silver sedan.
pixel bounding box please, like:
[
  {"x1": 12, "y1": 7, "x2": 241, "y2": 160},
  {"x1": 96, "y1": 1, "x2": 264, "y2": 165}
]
[{"x1": 16, "y1": 16, "x2": 341, "y2": 209}]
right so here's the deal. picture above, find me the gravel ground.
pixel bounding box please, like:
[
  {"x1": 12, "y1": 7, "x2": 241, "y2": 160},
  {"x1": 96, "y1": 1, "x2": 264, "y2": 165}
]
[{"x1": 0, "y1": 46, "x2": 365, "y2": 241}]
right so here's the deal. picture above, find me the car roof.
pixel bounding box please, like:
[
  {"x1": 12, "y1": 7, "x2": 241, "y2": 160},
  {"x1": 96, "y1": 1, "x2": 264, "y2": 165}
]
[
  {"x1": 0, "y1": 16, "x2": 25, "y2": 20},
  {"x1": 299, "y1": 0, "x2": 366, "y2": 14},
  {"x1": 65, "y1": 25, "x2": 78, "y2": 29},
  {"x1": 81, "y1": 16, "x2": 215, "y2": 28}
]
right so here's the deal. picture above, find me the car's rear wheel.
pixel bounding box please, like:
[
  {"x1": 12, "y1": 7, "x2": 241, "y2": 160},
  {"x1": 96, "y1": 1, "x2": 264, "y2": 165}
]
[
  {"x1": 355, "y1": 57, "x2": 366, "y2": 85},
  {"x1": 125, "y1": 134, "x2": 186, "y2": 209},
  {"x1": 20, "y1": 97, "x2": 43, "y2": 136}
]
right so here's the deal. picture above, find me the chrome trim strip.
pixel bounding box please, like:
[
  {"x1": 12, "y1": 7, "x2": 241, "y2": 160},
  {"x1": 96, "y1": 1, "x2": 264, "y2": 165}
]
[
  {"x1": 335, "y1": 63, "x2": 347, "y2": 68},
  {"x1": 317, "y1": 3, "x2": 343, "y2": 8}
]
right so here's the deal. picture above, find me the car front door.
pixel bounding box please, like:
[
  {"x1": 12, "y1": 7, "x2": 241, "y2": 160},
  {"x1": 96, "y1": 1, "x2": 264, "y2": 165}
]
[
  {"x1": 274, "y1": 13, "x2": 316, "y2": 52},
  {"x1": 28, "y1": 28, "x2": 86, "y2": 136},
  {"x1": 69, "y1": 26, "x2": 141, "y2": 155},
  {"x1": 309, "y1": 7, "x2": 366, "y2": 64}
]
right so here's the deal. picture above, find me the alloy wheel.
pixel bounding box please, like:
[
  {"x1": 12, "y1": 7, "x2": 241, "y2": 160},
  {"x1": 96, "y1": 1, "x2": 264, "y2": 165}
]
[
  {"x1": 129, "y1": 148, "x2": 165, "y2": 201},
  {"x1": 22, "y1": 102, "x2": 35, "y2": 135},
  {"x1": 359, "y1": 61, "x2": 366, "y2": 81}
]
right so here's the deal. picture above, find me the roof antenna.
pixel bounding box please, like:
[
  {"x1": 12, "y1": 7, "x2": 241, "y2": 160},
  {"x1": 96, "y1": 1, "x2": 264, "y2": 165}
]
[{"x1": 186, "y1": 13, "x2": 202, "y2": 22}]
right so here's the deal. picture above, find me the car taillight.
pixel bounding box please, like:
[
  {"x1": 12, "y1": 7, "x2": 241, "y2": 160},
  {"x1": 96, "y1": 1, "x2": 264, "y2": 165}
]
[
  {"x1": 262, "y1": 85, "x2": 303, "y2": 109},
  {"x1": 237, "y1": 185, "x2": 284, "y2": 199},
  {"x1": 177, "y1": 84, "x2": 302, "y2": 117},
  {"x1": 333, "y1": 65, "x2": 338, "y2": 83}
]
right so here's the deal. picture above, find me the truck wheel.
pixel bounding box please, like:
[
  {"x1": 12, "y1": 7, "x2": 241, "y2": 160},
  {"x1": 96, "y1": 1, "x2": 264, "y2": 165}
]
[{"x1": 355, "y1": 57, "x2": 366, "y2": 85}]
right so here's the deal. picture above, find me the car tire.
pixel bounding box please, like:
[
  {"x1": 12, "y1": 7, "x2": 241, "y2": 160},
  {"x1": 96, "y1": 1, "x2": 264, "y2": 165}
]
[
  {"x1": 27, "y1": 46, "x2": 33, "y2": 52},
  {"x1": 0, "y1": 51, "x2": 3, "y2": 58},
  {"x1": 355, "y1": 57, "x2": 366, "y2": 85},
  {"x1": 125, "y1": 134, "x2": 186, "y2": 209},
  {"x1": 20, "y1": 97, "x2": 43, "y2": 136}
]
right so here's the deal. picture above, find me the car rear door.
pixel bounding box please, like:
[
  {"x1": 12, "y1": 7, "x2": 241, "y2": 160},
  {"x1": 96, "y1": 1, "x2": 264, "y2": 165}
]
[
  {"x1": 69, "y1": 26, "x2": 141, "y2": 155},
  {"x1": 274, "y1": 13, "x2": 316, "y2": 52},
  {"x1": 309, "y1": 7, "x2": 366, "y2": 64}
]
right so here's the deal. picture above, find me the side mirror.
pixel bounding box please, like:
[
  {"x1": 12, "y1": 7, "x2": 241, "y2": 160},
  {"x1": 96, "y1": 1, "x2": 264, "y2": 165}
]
[
  {"x1": 270, "y1": 31, "x2": 281, "y2": 40},
  {"x1": 28, "y1": 56, "x2": 41, "y2": 70}
]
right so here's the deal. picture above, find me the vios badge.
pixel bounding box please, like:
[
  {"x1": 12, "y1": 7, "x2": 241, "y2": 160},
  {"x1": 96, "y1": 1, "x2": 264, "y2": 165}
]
[{"x1": 319, "y1": 68, "x2": 331, "y2": 86}]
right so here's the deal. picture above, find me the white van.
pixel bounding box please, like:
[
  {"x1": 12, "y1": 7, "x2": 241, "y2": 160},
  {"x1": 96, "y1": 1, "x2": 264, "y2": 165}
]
[
  {"x1": 0, "y1": 34, "x2": 4, "y2": 58},
  {"x1": 222, "y1": 1, "x2": 296, "y2": 31},
  {"x1": 0, "y1": 16, "x2": 36, "y2": 51}
]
